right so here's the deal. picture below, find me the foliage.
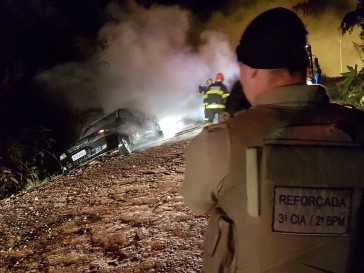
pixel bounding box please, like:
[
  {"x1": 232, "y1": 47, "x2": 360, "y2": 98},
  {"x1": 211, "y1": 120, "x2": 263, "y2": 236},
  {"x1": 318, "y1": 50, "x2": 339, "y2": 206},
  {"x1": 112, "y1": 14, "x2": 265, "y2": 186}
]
[
  {"x1": 339, "y1": 1, "x2": 364, "y2": 39},
  {"x1": 336, "y1": 64, "x2": 364, "y2": 109},
  {"x1": 337, "y1": 1, "x2": 364, "y2": 107},
  {"x1": 292, "y1": 1, "x2": 352, "y2": 18},
  {"x1": 0, "y1": 0, "x2": 112, "y2": 200},
  {"x1": 0, "y1": 168, "x2": 20, "y2": 198},
  {"x1": 0, "y1": 127, "x2": 60, "y2": 199}
]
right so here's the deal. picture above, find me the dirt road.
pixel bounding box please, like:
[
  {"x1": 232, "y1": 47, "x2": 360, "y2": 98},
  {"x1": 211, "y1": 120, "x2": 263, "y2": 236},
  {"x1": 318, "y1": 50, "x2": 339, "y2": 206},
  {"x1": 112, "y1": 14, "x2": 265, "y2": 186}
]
[{"x1": 0, "y1": 132, "x2": 206, "y2": 273}]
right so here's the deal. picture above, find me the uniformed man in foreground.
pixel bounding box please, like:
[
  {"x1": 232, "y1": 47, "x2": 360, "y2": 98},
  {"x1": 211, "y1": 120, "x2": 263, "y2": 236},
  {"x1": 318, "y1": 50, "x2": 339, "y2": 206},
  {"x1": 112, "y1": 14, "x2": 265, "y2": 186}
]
[{"x1": 181, "y1": 7, "x2": 364, "y2": 273}]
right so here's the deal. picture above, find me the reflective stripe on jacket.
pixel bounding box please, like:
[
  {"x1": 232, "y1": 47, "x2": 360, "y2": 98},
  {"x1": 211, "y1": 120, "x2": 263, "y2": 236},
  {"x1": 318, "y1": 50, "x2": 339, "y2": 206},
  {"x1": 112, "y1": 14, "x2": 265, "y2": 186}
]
[
  {"x1": 204, "y1": 81, "x2": 230, "y2": 107},
  {"x1": 205, "y1": 104, "x2": 226, "y2": 109}
]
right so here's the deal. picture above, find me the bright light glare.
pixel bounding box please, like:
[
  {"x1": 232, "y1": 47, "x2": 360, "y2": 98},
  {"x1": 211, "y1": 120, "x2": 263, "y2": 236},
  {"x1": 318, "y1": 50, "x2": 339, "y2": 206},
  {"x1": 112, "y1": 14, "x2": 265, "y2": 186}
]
[{"x1": 159, "y1": 116, "x2": 185, "y2": 139}]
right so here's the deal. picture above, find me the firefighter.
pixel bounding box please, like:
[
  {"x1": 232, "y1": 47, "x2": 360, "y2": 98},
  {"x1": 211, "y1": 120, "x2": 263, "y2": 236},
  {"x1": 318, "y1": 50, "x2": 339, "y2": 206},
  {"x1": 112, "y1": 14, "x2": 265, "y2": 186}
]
[
  {"x1": 203, "y1": 73, "x2": 230, "y2": 125},
  {"x1": 306, "y1": 44, "x2": 315, "y2": 84},
  {"x1": 182, "y1": 7, "x2": 364, "y2": 273},
  {"x1": 314, "y1": 57, "x2": 322, "y2": 84}
]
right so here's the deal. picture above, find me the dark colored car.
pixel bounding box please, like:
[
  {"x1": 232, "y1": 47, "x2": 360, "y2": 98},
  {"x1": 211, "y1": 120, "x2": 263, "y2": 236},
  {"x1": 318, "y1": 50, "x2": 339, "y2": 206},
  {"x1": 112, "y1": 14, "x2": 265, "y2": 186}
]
[{"x1": 59, "y1": 108, "x2": 163, "y2": 173}]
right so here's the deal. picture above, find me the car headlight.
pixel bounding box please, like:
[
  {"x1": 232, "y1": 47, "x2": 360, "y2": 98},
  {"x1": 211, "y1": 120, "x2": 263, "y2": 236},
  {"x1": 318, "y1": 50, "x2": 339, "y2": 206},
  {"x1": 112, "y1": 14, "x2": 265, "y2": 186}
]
[
  {"x1": 60, "y1": 153, "x2": 67, "y2": 160},
  {"x1": 98, "y1": 129, "x2": 108, "y2": 134}
]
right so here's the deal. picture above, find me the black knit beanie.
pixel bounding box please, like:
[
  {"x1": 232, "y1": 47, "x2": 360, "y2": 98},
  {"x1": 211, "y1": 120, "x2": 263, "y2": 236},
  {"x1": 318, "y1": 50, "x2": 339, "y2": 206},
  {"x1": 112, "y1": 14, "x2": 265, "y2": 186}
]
[{"x1": 236, "y1": 7, "x2": 309, "y2": 69}]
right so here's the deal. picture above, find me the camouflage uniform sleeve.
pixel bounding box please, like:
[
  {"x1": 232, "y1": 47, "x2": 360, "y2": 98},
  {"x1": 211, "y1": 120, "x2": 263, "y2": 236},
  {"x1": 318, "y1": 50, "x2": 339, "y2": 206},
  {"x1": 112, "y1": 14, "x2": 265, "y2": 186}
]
[{"x1": 180, "y1": 123, "x2": 230, "y2": 212}]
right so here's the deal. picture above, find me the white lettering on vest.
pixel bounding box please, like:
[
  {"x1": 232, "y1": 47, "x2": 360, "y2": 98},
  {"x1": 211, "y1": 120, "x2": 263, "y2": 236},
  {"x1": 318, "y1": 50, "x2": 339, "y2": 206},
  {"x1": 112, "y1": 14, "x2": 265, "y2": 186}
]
[
  {"x1": 273, "y1": 187, "x2": 352, "y2": 234},
  {"x1": 279, "y1": 194, "x2": 347, "y2": 209}
]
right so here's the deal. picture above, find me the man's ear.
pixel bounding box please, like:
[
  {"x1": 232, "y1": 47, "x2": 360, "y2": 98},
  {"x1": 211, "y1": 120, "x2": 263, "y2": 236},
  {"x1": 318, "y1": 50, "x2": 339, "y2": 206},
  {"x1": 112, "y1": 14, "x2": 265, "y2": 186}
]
[
  {"x1": 250, "y1": 68, "x2": 258, "y2": 79},
  {"x1": 243, "y1": 65, "x2": 258, "y2": 80}
]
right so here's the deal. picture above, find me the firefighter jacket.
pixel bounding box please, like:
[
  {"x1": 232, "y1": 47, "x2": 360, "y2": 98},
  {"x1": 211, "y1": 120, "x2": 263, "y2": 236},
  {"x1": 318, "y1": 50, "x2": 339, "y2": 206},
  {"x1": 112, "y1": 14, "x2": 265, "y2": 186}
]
[
  {"x1": 203, "y1": 81, "x2": 230, "y2": 109},
  {"x1": 181, "y1": 84, "x2": 364, "y2": 273}
]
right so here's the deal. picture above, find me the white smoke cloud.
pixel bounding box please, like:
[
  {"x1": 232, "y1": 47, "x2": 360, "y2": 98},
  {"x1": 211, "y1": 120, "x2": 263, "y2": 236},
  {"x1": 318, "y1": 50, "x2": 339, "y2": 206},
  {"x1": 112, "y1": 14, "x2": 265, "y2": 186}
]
[
  {"x1": 37, "y1": 2, "x2": 239, "y2": 126},
  {"x1": 198, "y1": 30, "x2": 239, "y2": 87}
]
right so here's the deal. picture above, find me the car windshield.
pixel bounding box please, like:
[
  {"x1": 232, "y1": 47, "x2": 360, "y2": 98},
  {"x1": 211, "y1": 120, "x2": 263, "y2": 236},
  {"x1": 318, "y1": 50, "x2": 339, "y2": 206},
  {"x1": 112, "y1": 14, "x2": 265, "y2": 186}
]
[
  {"x1": 82, "y1": 113, "x2": 117, "y2": 137},
  {"x1": 81, "y1": 108, "x2": 146, "y2": 137},
  {"x1": 117, "y1": 109, "x2": 134, "y2": 120}
]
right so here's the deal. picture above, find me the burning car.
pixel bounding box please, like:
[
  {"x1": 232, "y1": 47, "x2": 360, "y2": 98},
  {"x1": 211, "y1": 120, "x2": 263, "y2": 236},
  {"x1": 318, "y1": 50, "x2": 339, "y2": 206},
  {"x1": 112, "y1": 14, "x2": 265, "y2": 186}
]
[{"x1": 59, "y1": 108, "x2": 164, "y2": 173}]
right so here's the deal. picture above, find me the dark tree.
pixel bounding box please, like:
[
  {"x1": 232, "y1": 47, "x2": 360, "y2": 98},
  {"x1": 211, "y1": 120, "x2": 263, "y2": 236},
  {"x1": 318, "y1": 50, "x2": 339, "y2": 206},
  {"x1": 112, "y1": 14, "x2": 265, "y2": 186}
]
[
  {"x1": 292, "y1": 0, "x2": 320, "y2": 16},
  {"x1": 292, "y1": 0, "x2": 351, "y2": 17},
  {"x1": 0, "y1": 0, "x2": 112, "y2": 181},
  {"x1": 340, "y1": 0, "x2": 364, "y2": 39},
  {"x1": 0, "y1": 0, "x2": 111, "y2": 131}
]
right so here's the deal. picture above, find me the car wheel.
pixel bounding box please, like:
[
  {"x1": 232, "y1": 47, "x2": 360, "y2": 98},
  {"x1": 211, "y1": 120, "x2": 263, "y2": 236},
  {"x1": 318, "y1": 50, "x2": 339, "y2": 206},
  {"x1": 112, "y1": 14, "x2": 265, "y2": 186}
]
[{"x1": 118, "y1": 135, "x2": 131, "y2": 155}]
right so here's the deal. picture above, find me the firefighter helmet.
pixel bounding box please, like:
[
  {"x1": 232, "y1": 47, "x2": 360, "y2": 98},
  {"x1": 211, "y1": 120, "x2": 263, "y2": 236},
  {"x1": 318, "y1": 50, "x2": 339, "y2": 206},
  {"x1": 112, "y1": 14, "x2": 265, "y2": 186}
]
[{"x1": 215, "y1": 73, "x2": 224, "y2": 81}]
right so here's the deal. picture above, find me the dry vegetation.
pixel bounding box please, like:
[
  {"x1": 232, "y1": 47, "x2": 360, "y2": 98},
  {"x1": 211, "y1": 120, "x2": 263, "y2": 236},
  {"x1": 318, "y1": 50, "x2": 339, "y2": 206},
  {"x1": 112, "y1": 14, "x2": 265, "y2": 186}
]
[{"x1": 0, "y1": 137, "x2": 206, "y2": 272}]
